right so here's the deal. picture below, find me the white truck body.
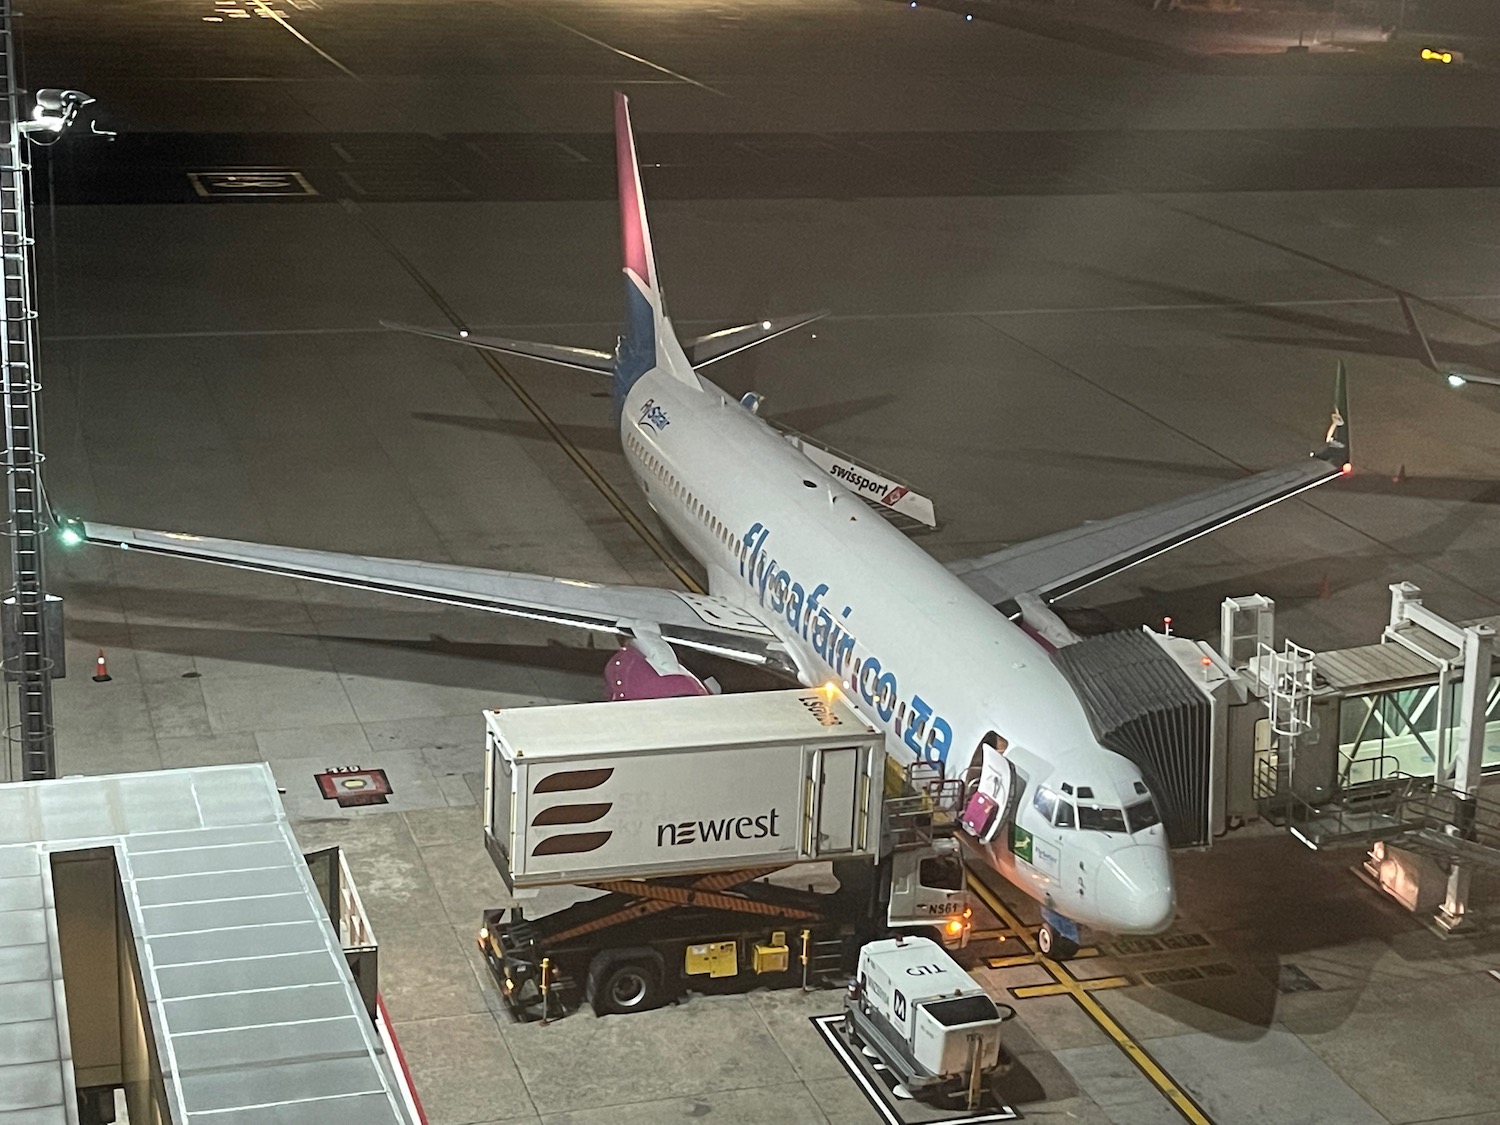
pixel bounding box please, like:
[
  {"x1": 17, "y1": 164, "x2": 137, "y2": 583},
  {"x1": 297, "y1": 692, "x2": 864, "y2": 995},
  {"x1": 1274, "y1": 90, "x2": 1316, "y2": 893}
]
[
  {"x1": 484, "y1": 688, "x2": 885, "y2": 888},
  {"x1": 853, "y1": 937, "x2": 1006, "y2": 1089}
]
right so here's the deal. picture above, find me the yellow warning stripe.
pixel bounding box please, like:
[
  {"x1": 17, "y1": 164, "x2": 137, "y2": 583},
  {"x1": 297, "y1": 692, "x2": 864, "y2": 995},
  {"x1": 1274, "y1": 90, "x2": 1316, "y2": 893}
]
[{"x1": 965, "y1": 871, "x2": 1215, "y2": 1125}]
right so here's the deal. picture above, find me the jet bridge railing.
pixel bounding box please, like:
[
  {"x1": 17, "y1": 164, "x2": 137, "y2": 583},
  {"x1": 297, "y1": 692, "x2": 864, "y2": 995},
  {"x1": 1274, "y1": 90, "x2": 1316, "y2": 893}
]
[{"x1": 1279, "y1": 763, "x2": 1500, "y2": 871}]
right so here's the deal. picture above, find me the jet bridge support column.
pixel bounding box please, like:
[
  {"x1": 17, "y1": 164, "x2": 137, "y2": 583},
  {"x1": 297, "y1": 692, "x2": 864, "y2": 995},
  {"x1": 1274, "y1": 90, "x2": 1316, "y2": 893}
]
[{"x1": 1386, "y1": 583, "x2": 1497, "y2": 932}]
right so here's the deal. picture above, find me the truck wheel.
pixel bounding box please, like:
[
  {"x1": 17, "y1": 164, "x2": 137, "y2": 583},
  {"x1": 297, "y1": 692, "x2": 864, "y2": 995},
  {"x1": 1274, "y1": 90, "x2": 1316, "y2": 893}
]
[
  {"x1": 591, "y1": 960, "x2": 660, "y2": 1015},
  {"x1": 1037, "y1": 923, "x2": 1078, "y2": 961}
]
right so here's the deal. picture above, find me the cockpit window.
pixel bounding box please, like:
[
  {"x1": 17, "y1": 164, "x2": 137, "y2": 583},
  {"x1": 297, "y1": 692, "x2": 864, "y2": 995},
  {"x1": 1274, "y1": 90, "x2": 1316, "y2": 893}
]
[
  {"x1": 1126, "y1": 799, "x2": 1161, "y2": 833},
  {"x1": 1077, "y1": 786, "x2": 1094, "y2": 799},
  {"x1": 1078, "y1": 805, "x2": 1127, "y2": 833},
  {"x1": 1032, "y1": 787, "x2": 1058, "y2": 821},
  {"x1": 1054, "y1": 801, "x2": 1075, "y2": 829}
]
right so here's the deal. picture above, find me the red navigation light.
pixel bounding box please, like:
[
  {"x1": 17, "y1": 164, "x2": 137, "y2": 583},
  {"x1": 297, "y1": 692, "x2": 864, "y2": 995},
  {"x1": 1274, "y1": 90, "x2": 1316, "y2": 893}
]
[{"x1": 1341, "y1": 462, "x2": 1353, "y2": 475}]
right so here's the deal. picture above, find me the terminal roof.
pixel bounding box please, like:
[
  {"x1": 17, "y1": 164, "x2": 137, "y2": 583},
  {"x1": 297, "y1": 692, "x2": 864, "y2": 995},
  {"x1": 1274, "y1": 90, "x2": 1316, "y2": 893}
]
[{"x1": 0, "y1": 763, "x2": 411, "y2": 1125}]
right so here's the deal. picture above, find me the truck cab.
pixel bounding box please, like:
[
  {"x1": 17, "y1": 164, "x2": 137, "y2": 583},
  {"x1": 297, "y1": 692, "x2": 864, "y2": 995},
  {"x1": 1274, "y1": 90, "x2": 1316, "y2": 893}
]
[{"x1": 886, "y1": 837, "x2": 971, "y2": 947}]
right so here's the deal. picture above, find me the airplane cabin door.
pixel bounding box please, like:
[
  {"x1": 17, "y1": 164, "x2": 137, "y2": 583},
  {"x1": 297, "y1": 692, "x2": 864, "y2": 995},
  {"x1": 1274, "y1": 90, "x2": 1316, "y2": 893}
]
[{"x1": 961, "y1": 736, "x2": 1015, "y2": 844}]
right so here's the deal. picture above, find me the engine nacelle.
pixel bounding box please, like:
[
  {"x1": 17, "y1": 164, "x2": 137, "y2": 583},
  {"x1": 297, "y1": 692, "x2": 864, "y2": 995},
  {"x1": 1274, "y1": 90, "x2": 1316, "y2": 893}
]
[{"x1": 605, "y1": 635, "x2": 712, "y2": 701}]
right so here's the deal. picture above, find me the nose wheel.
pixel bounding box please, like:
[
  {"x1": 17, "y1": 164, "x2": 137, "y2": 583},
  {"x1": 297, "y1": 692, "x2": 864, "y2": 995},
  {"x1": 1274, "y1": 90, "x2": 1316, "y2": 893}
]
[{"x1": 1037, "y1": 922, "x2": 1078, "y2": 961}]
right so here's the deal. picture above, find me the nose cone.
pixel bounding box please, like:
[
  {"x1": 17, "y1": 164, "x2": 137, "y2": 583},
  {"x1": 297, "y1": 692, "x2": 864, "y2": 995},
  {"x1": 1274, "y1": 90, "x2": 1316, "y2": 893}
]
[{"x1": 1097, "y1": 845, "x2": 1175, "y2": 934}]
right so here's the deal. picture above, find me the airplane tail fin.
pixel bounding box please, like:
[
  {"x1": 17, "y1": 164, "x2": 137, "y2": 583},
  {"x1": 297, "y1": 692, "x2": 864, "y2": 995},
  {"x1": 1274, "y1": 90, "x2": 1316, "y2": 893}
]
[
  {"x1": 389, "y1": 96, "x2": 808, "y2": 419},
  {"x1": 1311, "y1": 360, "x2": 1351, "y2": 472},
  {"x1": 614, "y1": 91, "x2": 677, "y2": 411}
]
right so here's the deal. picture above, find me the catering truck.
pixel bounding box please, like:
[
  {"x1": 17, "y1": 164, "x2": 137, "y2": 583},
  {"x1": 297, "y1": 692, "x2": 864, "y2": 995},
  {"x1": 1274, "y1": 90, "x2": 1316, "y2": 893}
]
[
  {"x1": 846, "y1": 936, "x2": 1014, "y2": 1108},
  {"x1": 478, "y1": 687, "x2": 972, "y2": 1019}
]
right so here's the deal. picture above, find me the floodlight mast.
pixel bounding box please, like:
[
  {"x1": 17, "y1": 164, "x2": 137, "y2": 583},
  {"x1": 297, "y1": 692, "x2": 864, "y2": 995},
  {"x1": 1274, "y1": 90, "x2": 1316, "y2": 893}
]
[{"x1": 0, "y1": 8, "x2": 101, "y2": 780}]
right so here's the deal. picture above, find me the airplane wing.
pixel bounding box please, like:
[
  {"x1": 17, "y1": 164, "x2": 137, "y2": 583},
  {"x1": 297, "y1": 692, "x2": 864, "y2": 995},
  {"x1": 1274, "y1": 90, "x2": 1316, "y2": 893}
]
[
  {"x1": 66, "y1": 520, "x2": 794, "y2": 672},
  {"x1": 947, "y1": 364, "x2": 1352, "y2": 613}
]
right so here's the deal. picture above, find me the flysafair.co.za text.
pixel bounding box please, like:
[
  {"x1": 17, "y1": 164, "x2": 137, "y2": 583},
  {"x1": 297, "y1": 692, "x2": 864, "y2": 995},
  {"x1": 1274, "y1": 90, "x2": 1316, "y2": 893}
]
[{"x1": 739, "y1": 523, "x2": 954, "y2": 764}]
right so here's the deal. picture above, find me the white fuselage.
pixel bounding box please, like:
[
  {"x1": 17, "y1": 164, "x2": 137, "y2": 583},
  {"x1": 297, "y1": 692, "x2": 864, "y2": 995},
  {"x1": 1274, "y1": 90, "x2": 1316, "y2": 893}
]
[{"x1": 616, "y1": 352, "x2": 1175, "y2": 936}]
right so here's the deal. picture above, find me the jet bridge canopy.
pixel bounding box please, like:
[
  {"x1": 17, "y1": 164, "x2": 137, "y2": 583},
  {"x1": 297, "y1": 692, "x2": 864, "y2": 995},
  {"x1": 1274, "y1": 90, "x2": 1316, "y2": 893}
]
[
  {"x1": 0, "y1": 764, "x2": 413, "y2": 1125},
  {"x1": 1052, "y1": 630, "x2": 1213, "y2": 848}
]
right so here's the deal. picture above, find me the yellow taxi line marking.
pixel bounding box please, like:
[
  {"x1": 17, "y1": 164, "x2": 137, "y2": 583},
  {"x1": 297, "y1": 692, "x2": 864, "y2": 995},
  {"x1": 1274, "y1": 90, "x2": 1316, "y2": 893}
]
[
  {"x1": 987, "y1": 947, "x2": 1101, "y2": 970},
  {"x1": 1011, "y1": 975, "x2": 1132, "y2": 1000},
  {"x1": 341, "y1": 200, "x2": 703, "y2": 595},
  {"x1": 966, "y1": 871, "x2": 1215, "y2": 1125}
]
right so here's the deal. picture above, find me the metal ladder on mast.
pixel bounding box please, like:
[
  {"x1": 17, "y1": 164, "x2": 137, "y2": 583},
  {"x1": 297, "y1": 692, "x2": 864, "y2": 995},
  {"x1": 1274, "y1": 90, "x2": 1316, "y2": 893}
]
[{"x1": 0, "y1": 7, "x2": 57, "y2": 782}]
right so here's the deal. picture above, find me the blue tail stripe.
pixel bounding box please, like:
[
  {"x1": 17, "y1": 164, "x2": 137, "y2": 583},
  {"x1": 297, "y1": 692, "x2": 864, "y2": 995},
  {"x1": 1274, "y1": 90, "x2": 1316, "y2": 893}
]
[{"x1": 613, "y1": 279, "x2": 656, "y2": 415}]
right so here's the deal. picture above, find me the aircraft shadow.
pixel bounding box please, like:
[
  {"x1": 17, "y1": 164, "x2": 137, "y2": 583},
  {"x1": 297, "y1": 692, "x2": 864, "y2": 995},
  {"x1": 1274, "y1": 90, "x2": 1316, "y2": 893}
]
[
  {"x1": 60, "y1": 583, "x2": 787, "y2": 695},
  {"x1": 1004, "y1": 446, "x2": 1500, "y2": 506},
  {"x1": 1072, "y1": 262, "x2": 1500, "y2": 385}
]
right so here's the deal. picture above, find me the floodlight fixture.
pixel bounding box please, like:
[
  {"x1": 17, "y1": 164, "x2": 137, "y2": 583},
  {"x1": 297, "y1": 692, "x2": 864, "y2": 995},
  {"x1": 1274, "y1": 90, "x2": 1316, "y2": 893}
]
[{"x1": 18, "y1": 88, "x2": 113, "y2": 144}]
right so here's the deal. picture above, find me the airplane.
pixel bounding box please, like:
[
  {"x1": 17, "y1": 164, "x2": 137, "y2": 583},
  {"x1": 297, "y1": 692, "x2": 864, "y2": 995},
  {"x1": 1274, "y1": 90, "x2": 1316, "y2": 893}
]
[{"x1": 59, "y1": 93, "x2": 1352, "y2": 957}]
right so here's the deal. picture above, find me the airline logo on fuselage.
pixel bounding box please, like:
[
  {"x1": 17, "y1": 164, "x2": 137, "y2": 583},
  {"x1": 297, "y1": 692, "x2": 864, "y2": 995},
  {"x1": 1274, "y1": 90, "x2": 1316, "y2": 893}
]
[
  {"x1": 739, "y1": 521, "x2": 955, "y2": 765},
  {"x1": 639, "y1": 398, "x2": 671, "y2": 431}
]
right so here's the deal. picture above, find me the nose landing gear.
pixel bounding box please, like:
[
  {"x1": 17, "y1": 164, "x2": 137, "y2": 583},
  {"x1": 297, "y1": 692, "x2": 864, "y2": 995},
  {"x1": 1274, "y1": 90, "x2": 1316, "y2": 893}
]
[{"x1": 1037, "y1": 908, "x2": 1081, "y2": 960}]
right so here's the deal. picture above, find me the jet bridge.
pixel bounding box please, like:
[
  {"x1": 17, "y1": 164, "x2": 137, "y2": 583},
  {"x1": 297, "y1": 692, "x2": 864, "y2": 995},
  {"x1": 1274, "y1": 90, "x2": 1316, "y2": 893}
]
[
  {"x1": 1038, "y1": 578, "x2": 1499, "y2": 903},
  {"x1": 1221, "y1": 582, "x2": 1500, "y2": 931}
]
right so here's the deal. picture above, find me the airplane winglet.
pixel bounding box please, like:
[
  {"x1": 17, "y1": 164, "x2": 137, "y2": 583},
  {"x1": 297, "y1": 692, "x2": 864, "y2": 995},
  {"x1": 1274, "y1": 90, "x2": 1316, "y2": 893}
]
[{"x1": 1311, "y1": 360, "x2": 1351, "y2": 473}]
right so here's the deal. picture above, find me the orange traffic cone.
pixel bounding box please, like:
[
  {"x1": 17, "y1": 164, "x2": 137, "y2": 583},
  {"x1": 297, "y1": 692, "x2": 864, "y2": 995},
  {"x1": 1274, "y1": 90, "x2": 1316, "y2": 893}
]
[
  {"x1": 92, "y1": 650, "x2": 112, "y2": 683},
  {"x1": 1316, "y1": 574, "x2": 1331, "y2": 599}
]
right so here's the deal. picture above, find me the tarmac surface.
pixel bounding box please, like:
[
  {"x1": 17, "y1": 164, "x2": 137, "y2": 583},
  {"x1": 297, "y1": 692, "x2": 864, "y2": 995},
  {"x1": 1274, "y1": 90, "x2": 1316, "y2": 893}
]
[{"x1": 13, "y1": 0, "x2": 1500, "y2": 1122}]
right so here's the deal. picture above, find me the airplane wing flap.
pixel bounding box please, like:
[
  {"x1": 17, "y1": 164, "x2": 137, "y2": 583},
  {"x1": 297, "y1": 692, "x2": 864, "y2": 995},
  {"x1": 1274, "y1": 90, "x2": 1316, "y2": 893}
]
[{"x1": 74, "y1": 520, "x2": 790, "y2": 668}]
